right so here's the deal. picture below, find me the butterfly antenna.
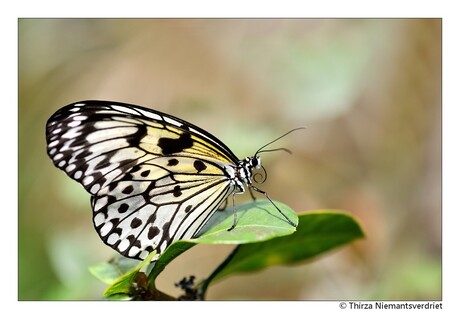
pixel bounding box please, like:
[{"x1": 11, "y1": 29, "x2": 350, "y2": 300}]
[
  {"x1": 253, "y1": 127, "x2": 305, "y2": 184},
  {"x1": 255, "y1": 127, "x2": 306, "y2": 156},
  {"x1": 257, "y1": 147, "x2": 292, "y2": 155}
]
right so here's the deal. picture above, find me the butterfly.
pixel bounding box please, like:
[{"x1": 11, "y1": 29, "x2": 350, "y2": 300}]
[{"x1": 46, "y1": 100, "x2": 299, "y2": 261}]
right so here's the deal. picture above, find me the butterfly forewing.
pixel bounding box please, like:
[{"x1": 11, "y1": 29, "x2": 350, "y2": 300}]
[{"x1": 46, "y1": 101, "x2": 239, "y2": 260}]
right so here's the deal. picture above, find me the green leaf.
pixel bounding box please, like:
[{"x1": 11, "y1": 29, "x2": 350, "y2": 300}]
[
  {"x1": 192, "y1": 200, "x2": 298, "y2": 244},
  {"x1": 103, "y1": 251, "x2": 156, "y2": 296},
  {"x1": 209, "y1": 211, "x2": 364, "y2": 282},
  {"x1": 89, "y1": 256, "x2": 141, "y2": 285},
  {"x1": 147, "y1": 200, "x2": 298, "y2": 286},
  {"x1": 105, "y1": 293, "x2": 133, "y2": 300}
]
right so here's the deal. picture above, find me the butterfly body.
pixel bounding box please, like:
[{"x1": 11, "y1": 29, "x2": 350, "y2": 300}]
[{"x1": 46, "y1": 100, "x2": 290, "y2": 261}]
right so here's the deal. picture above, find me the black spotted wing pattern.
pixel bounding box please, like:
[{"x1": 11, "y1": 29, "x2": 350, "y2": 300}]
[{"x1": 46, "y1": 101, "x2": 240, "y2": 260}]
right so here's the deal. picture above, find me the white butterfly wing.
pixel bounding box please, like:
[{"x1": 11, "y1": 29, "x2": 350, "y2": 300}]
[{"x1": 46, "y1": 101, "x2": 239, "y2": 260}]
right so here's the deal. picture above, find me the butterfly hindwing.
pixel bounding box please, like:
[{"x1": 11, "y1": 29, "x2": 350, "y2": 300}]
[
  {"x1": 46, "y1": 100, "x2": 239, "y2": 259},
  {"x1": 92, "y1": 157, "x2": 234, "y2": 259}
]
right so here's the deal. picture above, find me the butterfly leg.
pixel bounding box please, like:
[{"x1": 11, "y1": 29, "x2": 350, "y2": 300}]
[
  {"x1": 250, "y1": 185, "x2": 297, "y2": 227},
  {"x1": 248, "y1": 187, "x2": 256, "y2": 201},
  {"x1": 227, "y1": 192, "x2": 238, "y2": 231}
]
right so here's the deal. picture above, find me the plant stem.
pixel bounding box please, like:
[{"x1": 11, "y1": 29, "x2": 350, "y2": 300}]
[{"x1": 197, "y1": 245, "x2": 241, "y2": 300}]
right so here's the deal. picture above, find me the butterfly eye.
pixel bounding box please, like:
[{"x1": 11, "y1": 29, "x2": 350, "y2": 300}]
[{"x1": 252, "y1": 156, "x2": 261, "y2": 169}]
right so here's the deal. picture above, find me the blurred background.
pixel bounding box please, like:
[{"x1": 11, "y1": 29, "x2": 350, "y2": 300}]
[{"x1": 18, "y1": 19, "x2": 441, "y2": 300}]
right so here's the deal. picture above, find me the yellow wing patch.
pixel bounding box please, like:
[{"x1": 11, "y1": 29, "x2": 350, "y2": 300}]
[{"x1": 138, "y1": 121, "x2": 235, "y2": 165}]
